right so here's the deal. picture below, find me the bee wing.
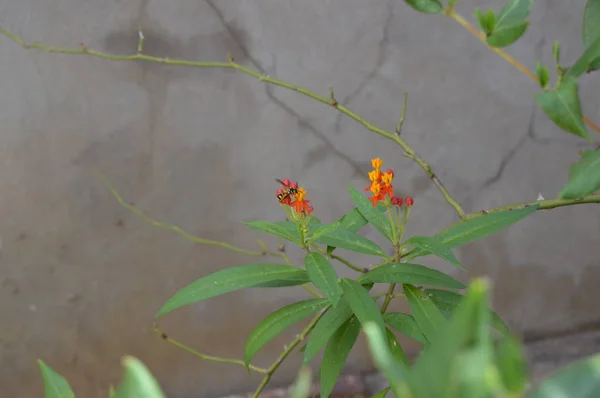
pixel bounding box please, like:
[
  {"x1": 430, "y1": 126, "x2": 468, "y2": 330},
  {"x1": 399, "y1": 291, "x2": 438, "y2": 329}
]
[{"x1": 275, "y1": 178, "x2": 287, "y2": 186}]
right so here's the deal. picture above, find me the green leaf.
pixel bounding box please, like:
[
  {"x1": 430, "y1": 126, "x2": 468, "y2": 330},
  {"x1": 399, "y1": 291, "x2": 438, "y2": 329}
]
[
  {"x1": 487, "y1": 21, "x2": 529, "y2": 48},
  {"x1": 303, "y1": 300, "x2": 353, "y2": 364},
  {"x1": 289, "y1": 368, "x2": 313, "y2": 398},
  {"x1": 156, "y1": 264, "x2": 309, "y2": 317},
  {"x1": 244, "y1": 298, "x2": 329, "y2": 365},
  {"x1": 583, "y1": 0, "x2": 600, "y2": 72},
  {"x1": 304, "y1": 253, "x2": 341, "y2": 307},
  {"x1": 358, "y1": 262, "x2": 465, "y2": 289},
  {"x1": 38, "y1": 360, "x2": 75, "y2": 398},
  {"x1": 386, "y1": 328, "x2": 408, "y2": 366},
  {"x1": 114, "y1": 356, "x2": 166, "y2": 398},
  {"x1": 496, "y1": 336, "x2": 527, "y2": 394},
  {"x1": 404, "y1": 0, "x2": 444, "y2": 14},
  {"x1": 403, "y1": 284, "x2": 447, "y2": 342},
  {"x1": 553, "y1": 41, "x2": 561, "y2": 64},
  {"x1": 244, "y1": 221, "x2": 300, "y2": 243},
  {"x1": 527, "y1": 353, "x2": 600, "y2": 398},
  {"x1": 320, "y1": 316, "x2": 361, "y2": 398},
  {"x1": 559, "y1": 149, "x2": 600, "y2": 199},
  {"x1": 404, "y1": 236, "x2": 464, "y2": 270},
  {"x1": 372, "y1": 387, "x2": 391, "y2": 398},
  {"x1": 338, "y1": 208, "x2": 369, "y2": 233},
  {"x1": 536, "y1": 61, "x2": 550, "y2": 89},
  {"x1": 475, "y1": 9, "x2": 496, "y2": 35},
  {"x1": 534, "y1": 77, "x2": 589, "y2": 140},
  {"x1": 314, "y1": 228, "x2": 385, "y2": 257},
  {"x1": 567, "y1": 35, "x2": 600, "y2": 78},
  {"x1": 383, "y1": 312, "x2": 427, "y2": 344},
  {"x1": 495, "y1": 0, "x2": 532, "y2": 27},
  {"x1": 340, "y1": 278, "x2": 386, "y2": 332},
  {"x1": 363, "y1": 323, "x2": 410, "y2": 397},
  {"x1": 425, "y1": 288, "x2": 511, "y2": 336},
  {"x1": 109, "y1": 385, "x2": 116, "y2": 398},
  {"x1": 349, "y1": 186, "x2": 394, "y2": 242}
]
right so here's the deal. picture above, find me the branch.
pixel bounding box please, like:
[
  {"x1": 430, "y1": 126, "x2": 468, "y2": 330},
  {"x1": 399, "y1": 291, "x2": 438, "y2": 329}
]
[
  {"x1": 152, "y1": 325, "x2": 268, "y2": 374},
  {"x1": 446, "y1": 10, "x2": 600, "y2": 134},
  {"x1": 0, "y1": 28, "x2": 465, "y2": 220}
]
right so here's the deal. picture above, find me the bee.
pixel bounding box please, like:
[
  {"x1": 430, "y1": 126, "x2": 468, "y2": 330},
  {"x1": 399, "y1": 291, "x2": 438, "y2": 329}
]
[{"x1": 275, "y1": 178, "x2": 299, "y2": 202}]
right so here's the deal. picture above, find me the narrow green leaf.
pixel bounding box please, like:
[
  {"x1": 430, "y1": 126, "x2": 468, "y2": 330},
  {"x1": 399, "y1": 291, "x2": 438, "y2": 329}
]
[
  {"x1": 320, "y1": 316, "x2": 361, "y2": 398},
  {"x1": 303, "y1": 300, "x2": 353, "y2": 364},
  {"x1": 553, "y1": 41, "x2": 561, "y2": 64},
  {"x1": 496, "y1": 336, "x2": 527, "y2": 394},
  {"x1": 559, "y1": 149, "x2": 600, "y2": 199},
  {"x1": 536, "y1": 61, "x2": 550, "y2": 89},
  {"x1": 244, "y1": 299, "x2": 329, "y2": 365},
  {"x1": 487, "y1": 21, "x2": 529, "y2": 48},
  {"x1": 314, "y1": 228, "x2": 385, "y2": 257},
  {"x1": 244, "y1": 221, "x2": 300, "y2": 243},
  {"x1": 583, "y1": 0, "x2": 600, "y2": 72},
  {"x1": 404, "y1": 236, "x2": 464, "y2": 270},
  {"x1": 308, "y1": 222, "x2": 339, "y2": 242},
  {"x1": 109, "y1": 385, "x2": 116, "y2": 398},
  {"x1": 475, "y1": 8, "x2": 496, "y2": 35},
  {"x1": 383, "y1": 312, "x2": 427, "y2": 344},
  {"x1": 363, "y1": 323, "x2": 410, "y2": 397},
  {"x1": 403, "y1": 284, "x2": 447, "y2": 342},
  {"x1": 338, "y1": 208, "x2": 369, "y2": 233},
  {"x1": 38, "y1": 360, "x2": 75, "y2": 398},
  {"x1": 348, "y1": 186, "x2": 394, "y2": 242},
  {"x1": 340, "y1": 278, "x2": 386, "y2": 332},
  {"x1": 534, "y1": 77, "x2": 589, "y2": 140},
  {"x1": 566, "y1": 35, "x2": 600, "y2": 78},
  {"x1": 289, "y1": 368, "x2": 313, "y2": 398},
  {"x1": 404, "y1": 0, "x2": 443, "y2": 14},
  {"x1": 305, "y1": 253, "x2": 341, "y2": 307},
  {"x1": 358, "y1": 262, "x2": 465, "y2": 289},
  {"x1": 425, "y1": 288, "x2": 511, "y2": 336},
  {"x1": 495, "y1": 0, "x2": 532, "y2": 28},
  {"x1": 386, "y1": 328, "x2": 408, "y2": 366},
  {"x1": 115, "y1": 356, "x2": 166, "y2": 398},
  {"x1": 156, "y1": 264, "x2": 310, "y2": 317},
  {"x1": 527, "y1": 353, "x2": 600, "y2": 398},
  {"x1": 372, "y1": 387, "x2": 391, "y2": 398}
]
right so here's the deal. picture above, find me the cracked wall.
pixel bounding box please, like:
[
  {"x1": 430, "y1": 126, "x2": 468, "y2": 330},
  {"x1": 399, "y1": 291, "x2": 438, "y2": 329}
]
[{"x1": 0, "y1": 0, "x2": 599, "y2": 397}]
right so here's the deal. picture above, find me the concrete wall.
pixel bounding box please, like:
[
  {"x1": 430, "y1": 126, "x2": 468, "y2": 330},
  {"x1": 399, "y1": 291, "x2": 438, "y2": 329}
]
[{"x1": 0, "y1": 0, "x2": 599, "y2": 397}]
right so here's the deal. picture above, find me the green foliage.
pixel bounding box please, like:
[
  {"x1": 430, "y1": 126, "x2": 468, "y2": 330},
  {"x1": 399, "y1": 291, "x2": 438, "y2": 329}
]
[
  {"x1": 114, "y1": 357, "x2": 166, "y2": 398},
  {"x1": 480, "y1": 0, "x2": 532, "y2": 48},
  {"x1": 244, "y1": 220, "x2": 301, "y2": 244},
  {"x1": 340, "y1": 278, "x2": 386, "y2": 332},
  {"x1": 559, "y1": 149, "x2": 600, "y2": 199},
  {"x1": 38, "y1": 360, "x2": 75, "y2": 398},
  {"x1": 404, "y1": 0, "x2": 444, "y2": 14},
  {"x1": 303, "y1": 300, "x2": 353, "y2": 364},
  {"x1": 583, "y1": 0, "x2": 600, "y2": 72},
  {"x1": 313, "y1": 227, "x2": 385, "y2": 257},
  {"x1": 404, "y1": 235, "x2": 464, "y2": 270},
  {"x1": 403, "y1": 284, "x2": 448, "y2": 342},
  {"x1": 384, "y1": 312, "x2": 428, "y2": 344},
  {"x1": 349, "y1": 185, "x2": 394, "y2": 242},
  {"x1": 536, "y1": 61, "x2": 550, "y2": 89},
  {"x1": 358, "y1": 262, "x2": 465, "y2": 289},
  {"x1": 527, "y1": 353, "x2": 600, "y2": 397},
  {"x1": 304, "y1": 252, "x2": 341, "y2": 307},
  {"x1": 289, "y1": 368, "x2": 313, "y2": 398}
]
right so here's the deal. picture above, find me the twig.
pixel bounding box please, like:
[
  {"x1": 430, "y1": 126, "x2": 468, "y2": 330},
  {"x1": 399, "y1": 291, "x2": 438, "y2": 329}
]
[
  {"x1": 152, "y1": 325, "x2": 268, "y2": 374},
  {"x1": 446, "y1": 10, "x2": 600, "y2": 134},
  {"x1": 311, "y1": 244, "x2": 365, "y2": 273},
  {"x1": 0, "y1": 28, "x2": 465, "y2": 220}
]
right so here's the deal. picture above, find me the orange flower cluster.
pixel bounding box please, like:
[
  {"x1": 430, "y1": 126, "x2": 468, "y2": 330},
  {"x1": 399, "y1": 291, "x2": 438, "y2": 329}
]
[
  {"x1": 364, "y1": 158, "x2": 395, "y2": 207},
  {"x1": 275, "y1": 179, "x2": 313, "y2": 215}
]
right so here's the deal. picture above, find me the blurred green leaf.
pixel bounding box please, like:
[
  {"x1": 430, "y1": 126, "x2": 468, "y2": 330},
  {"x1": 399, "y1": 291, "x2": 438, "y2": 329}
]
[
  {"x1": 583, "y1": 0, "x2": 600, "y2": 72},
  {"x1": 244, "y1": 221, "x2": 300, "y2": 244},
  {"x1": 384, "y1": 312, "x2": 428, "y2": 344},
  {"x1": 425, "y1": 288, "x2": 511, "y2": 336},
  {"x1": 327, "y1": 205, "x2": 387, "y2": 255},
  {"x1": 303, "y1": 300, "x2": 353, "y2": 364},
  {"x1": 320, "y1": 316, "x2": 361, "y2": 398},
  {"x1": 386, "y1": 328, "x2": 409, "y2": 366},
  {"x1": 358, "y1": 262, "x2": 465, "y2": 289},
  {"x1": 527, "y1": 353, "x2": 600, "y2": 398},
  {"x1": 305, "y1": 252, "x2": 341, "y2": 307},
  {"x1": 487, "y1": 21, "x2": 529, "y2": 48},
  {"x1": 496, "y1": 336, "x2": 527, "y2": 394},
  {"x1": 534, "y1": 77, "x2": 589, "y2": 140},
  {"x1": 566, "y1": 35, "x2": 600, "y2": 78},
  {"x1": 404, "y1": 0, "x2": 444, "y2": 14},
  {"x1": 559, "y1": 149, "x2": 600, "y2": 199},
  {"x1": 553, "y1": 41, "x2": 561, "y2": 64},
  {"x1": 156, "y1": 264, "x2": 309, "y2": 317},
  {"x1": 495, "y1": 0, "x2": 532, "y2": 25},
  {"x1": 289, "y1": 367, "x2": 313, "y2": 398},
  {"x1": 349, "y1": 186, "x2": 394, "y2": 242},
  {"x1": 38, "y1": 360, "x2": 75, "y2": 398},
  {"x1": 363, "y1": 323, "x2": 411, "y2": 397},
  {"x1": 114, "y1": 356, "x2": 166, "y2": 398},
  {"x1": 109, "y1": 385, "x2": 116, "y2": 398},
  {"x1": 475, "y1": 8, "x2": 496, "y2": 35},
  {"x1": 244, "y1": 298, "x2": 329, "y2": 366},
  {"x1": 404, "y1": 284, "x2": 447, "y2": 342},
  {"x1": 536, "y1": 61, "x2": 550, "y2": 89},
  {"x1": 341, "y1": 278, "x2": 386, "y2": 332},
  {"x1": 372, "y1": 387, "x2": 391, "y2": 398},
  {"x1": 314, "y1": 228, "x2": 385, "y2": 257},
  {"x1": 404, "y1": 236, "x2": 464, "y2": 270}
]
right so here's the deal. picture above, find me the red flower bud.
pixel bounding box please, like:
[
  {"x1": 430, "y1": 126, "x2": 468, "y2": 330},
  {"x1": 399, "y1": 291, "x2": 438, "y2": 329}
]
[
  {"x1": 405, "y1": 196, "x2": 414, "y2": 207},
  {"x1": 385, "y1": 169, "x2": 394, "y2": 177},
  {"x1": 391, "y1": 196, "x2": 403, "y2": 206}
]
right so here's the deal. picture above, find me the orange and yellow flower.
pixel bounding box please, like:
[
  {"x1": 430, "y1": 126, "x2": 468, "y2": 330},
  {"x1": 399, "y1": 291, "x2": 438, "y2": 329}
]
[
  {"x1": 290, "y1": 186, "x2": 313, "y2": 215},
  {"x1": 364, "y1": 158, "x2": 395, "y2": 207}
]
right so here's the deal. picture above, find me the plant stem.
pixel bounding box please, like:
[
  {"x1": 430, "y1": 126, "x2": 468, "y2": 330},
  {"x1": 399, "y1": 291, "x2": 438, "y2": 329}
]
[
  {"x1": 311, "y1": 244, "x2": 364, "y2": 273},
  {"x1": 152, "y1": 326, "x2": 268, "y2": 374},
  {"x1": 0, "y1": 28, "x2": 465, "y2": 220},
  {"x1": 252, "y1": 309, "x2": 327, "y2": 397},
  {"x1": 446, "y1": 10, "x2": 600, "y2": 134}
]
